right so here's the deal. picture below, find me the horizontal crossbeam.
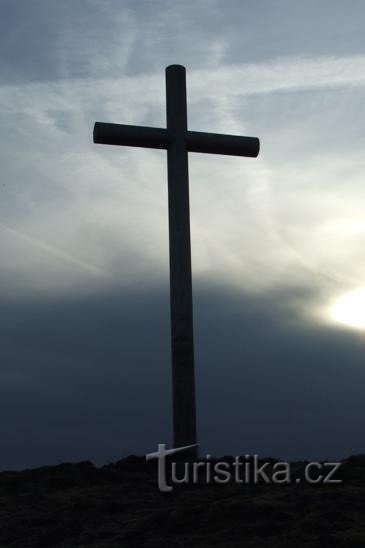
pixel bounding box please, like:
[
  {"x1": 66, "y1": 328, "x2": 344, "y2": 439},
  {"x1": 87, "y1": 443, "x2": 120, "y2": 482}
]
[
  {"x1": 93, "y1": 122, "x2": 260, "y2": 158},
  {"x1": 187, "y1": 130, "x2": 259, "y2": 157},
  {"x1": 93, "y1": 123, "x2": 170, "y2": 150}
]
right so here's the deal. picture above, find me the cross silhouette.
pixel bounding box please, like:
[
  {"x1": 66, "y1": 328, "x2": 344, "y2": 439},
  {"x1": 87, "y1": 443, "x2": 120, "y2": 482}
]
[{"x1": 93, "y1": 65, "x2": 260, "y2": 457}]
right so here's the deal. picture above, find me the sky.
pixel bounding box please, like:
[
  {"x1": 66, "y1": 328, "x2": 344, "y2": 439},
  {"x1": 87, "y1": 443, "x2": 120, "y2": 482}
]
[{"x1": 1, "y1": 0, "x2": 365, "y2": 469}]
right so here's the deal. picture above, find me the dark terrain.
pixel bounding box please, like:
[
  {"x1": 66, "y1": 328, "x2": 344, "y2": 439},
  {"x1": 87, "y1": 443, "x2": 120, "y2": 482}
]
[{"x1": 0, "y1": 454, "x2": 365, "y2": 547}]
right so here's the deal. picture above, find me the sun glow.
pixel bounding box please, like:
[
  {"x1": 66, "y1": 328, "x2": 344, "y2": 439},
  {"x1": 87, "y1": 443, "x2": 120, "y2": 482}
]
[{"x1": 329, "y1": 288, "x2": 365, "y2": 330}]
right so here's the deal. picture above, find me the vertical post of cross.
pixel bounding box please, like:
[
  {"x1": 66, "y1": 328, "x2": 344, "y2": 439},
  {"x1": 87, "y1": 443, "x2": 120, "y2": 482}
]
[{"x1": 165, "y1": 65, "x2": 197, "y2": 456}]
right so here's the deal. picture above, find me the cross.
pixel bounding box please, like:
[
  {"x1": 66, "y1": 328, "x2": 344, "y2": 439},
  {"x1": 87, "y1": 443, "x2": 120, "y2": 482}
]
[{"x1": 93, "y1": 65, "x2": 260, "y2": 458}]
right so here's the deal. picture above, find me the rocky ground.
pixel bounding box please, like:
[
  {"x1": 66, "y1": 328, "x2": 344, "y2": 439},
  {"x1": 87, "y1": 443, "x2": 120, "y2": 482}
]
[{"x1": 0, "y1": 454, "x2": 365, "y2": 547}]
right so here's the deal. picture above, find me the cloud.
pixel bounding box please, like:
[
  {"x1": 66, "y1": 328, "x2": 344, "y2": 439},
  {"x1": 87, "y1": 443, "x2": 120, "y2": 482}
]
[
  {"x1": 190, "y1": 55, "x2": 365, "y2": 104},
  {"x1": 0, "y1": 280, "x2": 364, "y2": 469},
  {"x1": 1, "y1": 54, "x2": 365, "y2": 317}
]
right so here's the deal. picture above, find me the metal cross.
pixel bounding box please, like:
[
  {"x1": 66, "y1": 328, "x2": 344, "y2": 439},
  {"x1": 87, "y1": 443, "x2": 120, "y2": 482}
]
[{"x1": 93, "y1": 65, "x2": 260, "y2": 457}]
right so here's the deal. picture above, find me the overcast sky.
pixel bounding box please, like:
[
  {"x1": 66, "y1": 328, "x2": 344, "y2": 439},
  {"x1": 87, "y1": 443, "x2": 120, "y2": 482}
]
[{"x1": 1, "y1": 0, "x2": 365, "y2": 469}]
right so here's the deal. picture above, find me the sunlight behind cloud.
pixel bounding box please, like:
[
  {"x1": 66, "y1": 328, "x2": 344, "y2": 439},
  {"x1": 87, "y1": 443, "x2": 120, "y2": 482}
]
[{"x1": 328, "y1": 288, "x2": 365, "y2": 330}]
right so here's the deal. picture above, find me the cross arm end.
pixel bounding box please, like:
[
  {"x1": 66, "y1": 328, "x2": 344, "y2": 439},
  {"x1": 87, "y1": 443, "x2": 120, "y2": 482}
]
[
  {"x1": 186, "y1": 130, "x2": 260, "y2": 158},
  {"x1": 93, "y1": 122, "x2": 171, "y2": 150}
]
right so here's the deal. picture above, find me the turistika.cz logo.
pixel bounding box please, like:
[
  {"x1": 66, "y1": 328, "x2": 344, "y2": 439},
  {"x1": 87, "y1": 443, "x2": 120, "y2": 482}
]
[{"x1": 145, "y1": 444, "x2": 342, "y2": 492}]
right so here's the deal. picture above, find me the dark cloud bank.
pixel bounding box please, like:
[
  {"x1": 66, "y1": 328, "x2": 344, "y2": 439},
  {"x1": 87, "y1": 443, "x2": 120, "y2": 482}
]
[{"x1": 1, "y1": 279, "x2": 364, "y2": 470}]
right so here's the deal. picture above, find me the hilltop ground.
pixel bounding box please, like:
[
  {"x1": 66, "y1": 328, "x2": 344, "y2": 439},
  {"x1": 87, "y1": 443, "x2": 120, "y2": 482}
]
[{"x1": 0, "y1": 455, "x2": 365, "y2": 547}]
